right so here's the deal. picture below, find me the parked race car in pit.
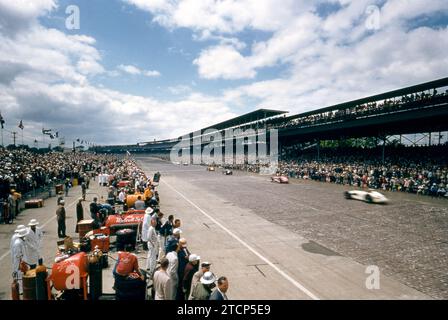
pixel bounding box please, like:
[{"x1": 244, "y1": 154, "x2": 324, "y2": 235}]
[
  {"x1": 271, "y1": 175, "x2": 289, "y2": 184},
  {"x1": 344, "y1": 190, "x2": 389, "y2": 204},
  {"x1": 222, "y1": 169, "x2": 233, "y2": 175}
]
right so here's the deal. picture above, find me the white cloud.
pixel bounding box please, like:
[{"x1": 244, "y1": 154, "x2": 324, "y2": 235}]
[
  {"x1": 0, "y1": 26, "x2": 106, "y2": 85},
  {"x1": 0, "y1": 1, "x2": 231, "y2": 144},
  {"x1": 168, "y1": 85, "x2": 192, "y2": 95},
  {"x1": 117, "y1": 64, "x2": 141, "y2": 75},
  {"x1": 193, "y1": 45, "x2": 256, "y2": 79},
  {"x1": 0, "y1": 0, "x2": 56, "y2": 34},
  {"x1": 124, "y1": 0, "x2": 312, "y2": 33},
  {"x1": 117, "y1": 64, "x2": 161, "y2": 77},
  {"x1": 143, "y1": 70, "x2": 161, "y2": 77}
]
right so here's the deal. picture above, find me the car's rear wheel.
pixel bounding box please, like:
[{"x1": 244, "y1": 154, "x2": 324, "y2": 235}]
[{"x1": 344, "y1": 191, "x2": 351, "y2": 199}]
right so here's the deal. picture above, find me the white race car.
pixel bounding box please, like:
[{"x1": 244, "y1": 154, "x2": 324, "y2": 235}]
[
  {"x1": 222, "y1": 169, "x2": 233, "y2": 175},
  {"x1": 344, "y1": 190, "x2": 389, "y2": 204},
  {"x1": 271, "y1": 175, "x2": 289, "y2": 184}
]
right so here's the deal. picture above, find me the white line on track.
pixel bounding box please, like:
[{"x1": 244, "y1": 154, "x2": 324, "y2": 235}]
[
  {"x1": 161, "y1": 178, "x2": 320, "y2": 300},
  {"x1": 0, "y1": 197, "x2": 79, "y2": 262}
]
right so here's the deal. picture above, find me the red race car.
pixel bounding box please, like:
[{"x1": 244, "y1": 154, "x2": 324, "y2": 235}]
[
  {"x1": 104, "y1": 209, "x2": 145, "y2": 236},
  {"x1": 271, "y1": 175, "x2": 289, "y2": 184}
]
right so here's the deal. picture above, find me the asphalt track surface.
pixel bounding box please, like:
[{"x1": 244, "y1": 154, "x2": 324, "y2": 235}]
[{"x1": 137, "y1": 157, "x2": 447, "y2": 300}]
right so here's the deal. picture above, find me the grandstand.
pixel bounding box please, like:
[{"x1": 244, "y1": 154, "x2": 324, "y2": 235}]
[{"x1": 92, "y1": 77, "x2": 448, "y2": 160}]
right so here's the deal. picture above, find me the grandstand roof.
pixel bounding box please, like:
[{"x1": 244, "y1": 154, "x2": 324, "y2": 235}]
[
  {"x1": 200, "y1": 108, "x2": 287, "y2": 132},
  {"x1": 291, "y1": 76, "x2": 448, "y2": 119}
]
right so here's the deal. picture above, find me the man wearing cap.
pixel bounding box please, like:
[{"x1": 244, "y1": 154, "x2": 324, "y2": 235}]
[
  {"x1": 145, "y1": 217, "x2": 158, "y2": 278},
  {"x1": 141, "y1": 207, "x2": 154, "y2": 250},
  {"x1": 10, "y1": 225, "x2": 26, "y2": 253},
  {"x1": 192, "y1": 262, "x2": 211, "y2": 284},
  {"x1": 210, "y1": 276, "x2": 229, "y2": 300},
  {"x1": 153, "y1": 258, "x2": 172, "y2": 300},
  {"x1": 166, "y1": 242, "x2": 180, "y2": 300},
  {"x1": 76, "y1": 198, "x2": 84, "y2": 233},
  {"x1": 190, "y1": 271, "x2": 216, "y2": 300},
  {"x1": 24, "y1": 219, "x2": 43, "y2": 269},
  {"x1": 11, "y1": 228, "x2": 28, "y2": 294},
  {"x1": 183, "y1": 253, "x2": 200, "y2": 300},
  {"x1": 56, "y1": 200, "x2": 66, "y2": 238}
]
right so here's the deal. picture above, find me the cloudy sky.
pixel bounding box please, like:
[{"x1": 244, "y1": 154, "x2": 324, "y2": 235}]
[{"x1": 0, "y1": 0, "x2": 447, "y2": 146}]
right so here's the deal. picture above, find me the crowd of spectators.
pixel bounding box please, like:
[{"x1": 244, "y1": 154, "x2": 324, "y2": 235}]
[
  {"x1": 0, "y1": 148, "x2": 122, "y2": 223},
  {"x1": 221, "y1": 145, "x2": 448, "y2": 198},
  {"x1": 0, "y1": 148, "x2": 119, "y2": 199},
  {"x1": 268, "y1": 88, "x2": 448, "y2": 130}
]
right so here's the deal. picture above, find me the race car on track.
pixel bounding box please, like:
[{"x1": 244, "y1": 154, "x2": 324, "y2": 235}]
[
  {"x1": 222, "y1": 169, "x2": 233, "y2": 175},
  {"x1": 182, "y1": 162, "x2": 189, "y2": 166},
  {"x1": 344, "y1": 190, "x2": 389, "y2": 204},
  {"x1": 271, "y1": 175, "x2": 289, "y2": 184},
  {"x1": 207, "y1": 166, "x2": 216, "y2": 171}
]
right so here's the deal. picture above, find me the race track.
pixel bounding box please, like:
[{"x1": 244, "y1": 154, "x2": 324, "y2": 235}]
[{"x1": 137, "y1": 156, "x2": 448, "y2": 299}]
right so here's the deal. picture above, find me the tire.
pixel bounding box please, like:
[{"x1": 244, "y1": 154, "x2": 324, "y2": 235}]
[
  {"x1": 344, "y1": 191, "x2": 351, "y2": 199},
  {"x1": 365, "y1": 194, "x2": 373, "y2": 203}
]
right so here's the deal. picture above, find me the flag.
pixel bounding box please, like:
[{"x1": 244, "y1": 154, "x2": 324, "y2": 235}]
[
  {"x1": 18, "y1": 120, "x2": 24, "y2": 130},
  {"x1": 0, "y1": 112, "x2": 5, "y2": 129}
]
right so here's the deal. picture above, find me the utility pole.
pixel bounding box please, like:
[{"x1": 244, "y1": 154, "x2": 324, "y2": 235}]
[{"x1": 12, "y1": 131, "x2": 17, "y2": 146}]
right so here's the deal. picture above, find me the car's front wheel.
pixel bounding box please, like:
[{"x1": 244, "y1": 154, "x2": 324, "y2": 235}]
[
  {"x1": 344, "y1": 191, "x2": 351, "y2": 199},
  {"x1": 365, "y1": 194, "x2": 373, "y2": 203}
]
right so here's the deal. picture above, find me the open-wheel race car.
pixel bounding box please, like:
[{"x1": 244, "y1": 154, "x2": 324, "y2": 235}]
[
  {"x1": 271, "y1": 175, "x2": 289, "y2": 184},
  {"x1": 103, "y1": 209, "x2": 146, "y2": 236},
  {"x1": 344, "y1": 190, "x2": 389, "y2": 204},
  {"x1": 222, "y1": 169, "x2": 233, "y2": 175}
]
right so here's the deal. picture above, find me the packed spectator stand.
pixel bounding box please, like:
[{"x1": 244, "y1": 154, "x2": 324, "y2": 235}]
[{"x1": 221, "y1": 144, "x2": 448, "y2": 199}]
